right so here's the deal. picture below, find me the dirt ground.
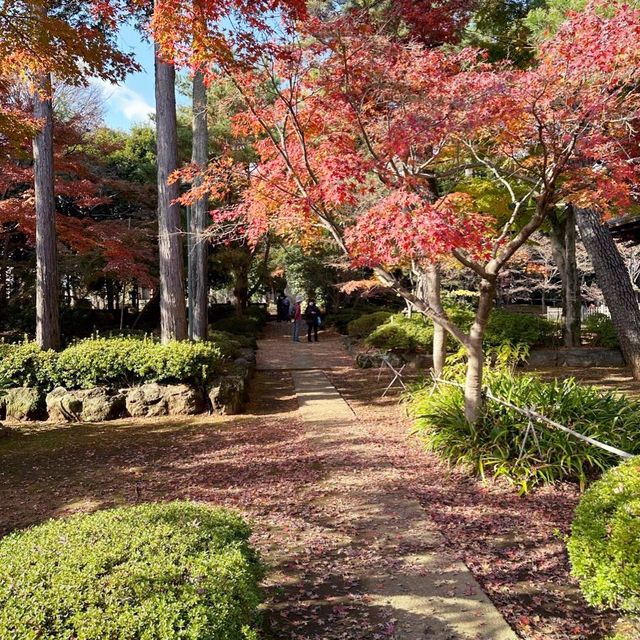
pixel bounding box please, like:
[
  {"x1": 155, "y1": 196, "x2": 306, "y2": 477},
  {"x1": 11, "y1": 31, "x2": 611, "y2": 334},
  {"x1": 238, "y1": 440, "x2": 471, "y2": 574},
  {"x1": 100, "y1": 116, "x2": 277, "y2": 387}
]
[{"x1": 0, "y1": 327, "x2": 624, "y2": 639}]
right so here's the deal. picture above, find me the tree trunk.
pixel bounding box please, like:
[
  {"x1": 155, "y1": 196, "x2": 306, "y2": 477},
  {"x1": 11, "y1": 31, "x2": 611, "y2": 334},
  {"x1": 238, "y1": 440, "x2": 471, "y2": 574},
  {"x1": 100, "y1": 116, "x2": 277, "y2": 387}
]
[
  {"x1": 425, "y1": 264, "x2": 447, "y2": 377},
  {"x1": 32, "y1": 73, "x2": 60, "y2": 350},
  {"x1": 190, "y1": 70, "x2": 209, "y2": 341},
  {"x1": 549, "y1": 207, "x2": 581, "y2": 347},
  {"x1": 576, "y1": 207, "x2": 640, "y2": 378},
  {"x1": 155, "y1": 46, "x2": 187, "y2": 343},
  {"x1": 464, "y1": 280, "x2": 496, "y2": 424}
]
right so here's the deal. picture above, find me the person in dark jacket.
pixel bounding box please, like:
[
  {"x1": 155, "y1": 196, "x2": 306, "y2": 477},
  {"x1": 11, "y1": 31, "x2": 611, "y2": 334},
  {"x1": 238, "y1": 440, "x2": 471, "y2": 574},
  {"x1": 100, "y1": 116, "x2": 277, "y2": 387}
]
[{"x1": 304, "y1": 300, "x2": 320, "y2": 342}]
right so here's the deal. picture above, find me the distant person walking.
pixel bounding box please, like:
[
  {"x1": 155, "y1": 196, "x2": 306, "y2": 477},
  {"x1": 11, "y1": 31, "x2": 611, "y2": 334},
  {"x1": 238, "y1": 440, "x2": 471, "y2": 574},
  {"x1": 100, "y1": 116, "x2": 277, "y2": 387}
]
[
  {"x1": 291, "y1": 296, "x2": 302, "y2": 342},
  {"x1": 305, "y1": 299, "x2": 320, "y2": 342},
  {"x1": 276, "y1": 292, "x2": 290, "y2": 322}
]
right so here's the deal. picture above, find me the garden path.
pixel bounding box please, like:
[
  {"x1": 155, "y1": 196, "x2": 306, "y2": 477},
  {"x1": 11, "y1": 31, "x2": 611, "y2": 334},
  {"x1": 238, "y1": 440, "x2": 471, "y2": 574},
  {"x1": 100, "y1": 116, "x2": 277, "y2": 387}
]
[{"x1": 257, "y1": 323, "x2": 517, "y2": 640}]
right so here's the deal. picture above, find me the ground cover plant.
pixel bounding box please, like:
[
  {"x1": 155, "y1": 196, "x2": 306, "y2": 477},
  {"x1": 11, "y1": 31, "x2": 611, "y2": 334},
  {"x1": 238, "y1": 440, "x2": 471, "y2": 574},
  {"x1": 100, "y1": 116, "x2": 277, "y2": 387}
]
[
  {"x1": 364, "y1": 308, "x2": 555, "y2": 354},
  {"x1": 0, "y1": 501, "x2": 263, "y2": 640},
  {"x1": 411, "y1": 370, "x2": 640, "y2": 493},
  {"x1": 568, "y1": 456, "x2": 640, "y2": 639},
  {"x1": 0, "y1": 336, "x2": 229, "y2": 391}
]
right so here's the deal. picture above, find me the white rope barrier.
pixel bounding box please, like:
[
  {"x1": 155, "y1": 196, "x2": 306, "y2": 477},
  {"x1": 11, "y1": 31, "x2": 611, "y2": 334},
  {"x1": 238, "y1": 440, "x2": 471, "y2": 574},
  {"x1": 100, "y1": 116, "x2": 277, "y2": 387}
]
[{"x1": 431, "y1": 377, "x2": 634, "y2": 459}]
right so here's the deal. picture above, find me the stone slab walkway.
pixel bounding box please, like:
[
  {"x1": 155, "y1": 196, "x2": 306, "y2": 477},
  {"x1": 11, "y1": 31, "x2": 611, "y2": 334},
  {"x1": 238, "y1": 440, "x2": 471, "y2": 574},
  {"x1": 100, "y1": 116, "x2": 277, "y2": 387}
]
[{"x1": 258, "y1": 323, "x2": 518, "y2": 640}]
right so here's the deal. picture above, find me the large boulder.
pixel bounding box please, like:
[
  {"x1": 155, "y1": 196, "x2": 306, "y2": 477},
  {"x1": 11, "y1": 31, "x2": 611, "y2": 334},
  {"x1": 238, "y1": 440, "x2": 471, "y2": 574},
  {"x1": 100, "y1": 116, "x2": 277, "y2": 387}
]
[
  {"x1": 77, "y1": 387, "x2": 125, "y2": 422},
  {"x1": 163, "y1": 384, "x2": 205, "y2": 416},
  {"x1": 46, "y1": 387, "x2": 83, "y2": 422},
  {"x1": 208, "y1": 358, "x2": 253, "y2": 415},
  {"x1": 125, "y1": 383, "x2": 168, "y2": 418},
  {"x1": 4, "y1": 388, "x2": 44, "y2": 421}
]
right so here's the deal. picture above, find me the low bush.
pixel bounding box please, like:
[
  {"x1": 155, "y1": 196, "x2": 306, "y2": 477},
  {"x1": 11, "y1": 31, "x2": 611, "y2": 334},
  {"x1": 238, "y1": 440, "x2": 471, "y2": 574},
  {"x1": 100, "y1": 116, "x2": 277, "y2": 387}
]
[
  {"x1": 328, "y1": 308, "x2": 366, "y2": 334},
  {"x1": 245, "y1": 305, "x2": 268, "y2": 326},
  {"x1": 485, "y1": 310, "x2": 557, "y2": 348},
  {"x1": 583, "y1": 312, "x2": 619, "y2": 348},
  {"x1": 56, "y1": 337, "x2": 225, "y2": 389},
  {"x1": 568, "y1": 457, "x2": 640, "y2": 616},
  {"x1": 347, "y1": 311, "x2": 393, "y2": 339},
  {"x1": 208, "y1": 331, "x2": 244, "y2": 358},
  {"x1": 210, "y1": 315, "x2": 260, "y2": 337},
  {"x1": 411, "y1": 371, "x2": 640, "y2": 492},
  {"x1": 0, "y1": 501, "x2": 263, "y2": 640},
  {"x1": 362, "y1": 308, "x2": 551, "y2": 355},
  {"x1": 0, "y1": 336, "x2": 230, "y2": 391},
  {"x1": 367, "y1": 314, "x2": 434, "y2": 352},
  {"x1": 0, "y1": 342, "x2": 58, "y2": 390}
]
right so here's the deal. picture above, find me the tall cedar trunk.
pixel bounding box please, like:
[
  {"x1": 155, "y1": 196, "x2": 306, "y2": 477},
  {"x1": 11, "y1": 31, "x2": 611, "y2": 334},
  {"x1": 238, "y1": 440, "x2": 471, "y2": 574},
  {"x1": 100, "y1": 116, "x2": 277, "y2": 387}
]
[
  {"x1": 549, "y1": 208, "x2": 581, "y2": 346},
  {"x1": 155, "y1": 47, "x2": 187, "y2": 343},
  {"x1": 190, "y1": 70, "x2": 209, "y2": 340},
  {"x1": 425, "y1": 264, "x2": 447, "y2": 377},
  {"x1": 576, "y1": 207, "x2": 640, "y2": 378},
  {"x1": 464, "y1": 280, "x2": 496, "y2": 424},
  {"x1": 33, "y1": 73, "x2": 60, "y2": 350}
]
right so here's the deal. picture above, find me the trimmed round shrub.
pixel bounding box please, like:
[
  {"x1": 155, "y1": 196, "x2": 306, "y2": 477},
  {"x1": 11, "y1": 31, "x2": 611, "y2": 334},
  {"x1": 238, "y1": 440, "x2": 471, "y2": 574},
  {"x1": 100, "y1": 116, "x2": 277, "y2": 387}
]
[
  {"x1": 347, "y1": 311, "x2": 393, "y2": 339},
  {"x1": 0, "y1": 501, "x2": 263, "y2": 640},
  {"x1": 0, "y1": 342, "x2": 58, "y2": 390},
  {"x1": 568, "y1": 457, "x2": 640, "y2": 613},
  {"x1": 411, "y1": 371, "x2": 640, "y2": 492}
]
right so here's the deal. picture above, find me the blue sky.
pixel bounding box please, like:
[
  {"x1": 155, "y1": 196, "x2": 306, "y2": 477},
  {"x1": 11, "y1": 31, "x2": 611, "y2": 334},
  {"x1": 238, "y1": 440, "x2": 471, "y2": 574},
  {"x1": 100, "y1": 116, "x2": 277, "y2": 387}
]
[{"x1": 94, "y1": 23, "x2": 188, "y2": 131}]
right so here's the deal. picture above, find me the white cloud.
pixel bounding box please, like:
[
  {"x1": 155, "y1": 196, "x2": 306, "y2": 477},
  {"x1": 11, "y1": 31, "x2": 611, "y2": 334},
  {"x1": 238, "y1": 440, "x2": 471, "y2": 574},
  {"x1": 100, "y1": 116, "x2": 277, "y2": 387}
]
[{"x1": 93, "y1": 78, "x2": 155, "y2": 124}]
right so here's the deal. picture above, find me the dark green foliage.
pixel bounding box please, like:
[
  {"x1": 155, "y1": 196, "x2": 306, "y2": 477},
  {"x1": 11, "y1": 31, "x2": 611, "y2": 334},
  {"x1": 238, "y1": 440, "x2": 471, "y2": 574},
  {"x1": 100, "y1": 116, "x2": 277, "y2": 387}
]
[
  {"x1": 0, "y1": 502, "x2": 263, "y2": 640},
  {"x1": 364, "y1": 308, "x2": 551, "y2": 354},
  {"x1": 207, "y1": 331, "x2": 244, "y2": 359},
  {"x1": 210, "y1": 316, "x2": 260, "y2": 337},
  {"x1": 485, "y1": 309, "x2": 557, "y2": 348},
  {"x1": 55, "y1": 337, "x2": 225, "y2": 389},
  {"x1": 327, "y1": 308, "x2": 364, "y2": 334},
  {"x1": 0, "y1": 337, "x2": 230, "y2": 391},
  {"x1": 366, "y1": 314, "x2": 434, "y2": 352},
  {"x1": 411, "y1": 371, "x2": 640, "y2": 493},
  {"x1": 0, "y1": 342, "x2": 58, "y2": 390},
  {"x1": 347, "y1": 311, "x2": 393, "y2": 339},
  {"x1": 583, "y1": 312, "x2": 619, "y2": 348},
  {"x1": 245, "y1": 305, "x2": 268, "y2": 326},
  {"x1": 568, "y1": 457, "x2": 640, "y2": 615}
]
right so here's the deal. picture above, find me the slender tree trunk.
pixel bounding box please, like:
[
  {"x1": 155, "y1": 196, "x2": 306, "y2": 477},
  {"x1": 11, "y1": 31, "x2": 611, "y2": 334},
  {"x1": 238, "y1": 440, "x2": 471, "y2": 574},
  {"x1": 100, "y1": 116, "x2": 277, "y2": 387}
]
[
  {"x1": 425, "y1": 264, "x2": 447, "y2": 377},
  {"x1": 190, "y1": 70, "x2": 209, "y2": 341},
  {"x1": 549, "y1": 207, "x2": 581, "y2": 346},
  {"x1": 155, "y1": 46, "x2": 186, "y2": 342},
  {"x1": 32, "y1": 73, "x2": 60, "y2": 350},
  {"x1": 576, "y1": 207, "x2": 640, "y2": 378},
  {"x1": 464, "y1": 279, "x2": 496, "y2": 424}
]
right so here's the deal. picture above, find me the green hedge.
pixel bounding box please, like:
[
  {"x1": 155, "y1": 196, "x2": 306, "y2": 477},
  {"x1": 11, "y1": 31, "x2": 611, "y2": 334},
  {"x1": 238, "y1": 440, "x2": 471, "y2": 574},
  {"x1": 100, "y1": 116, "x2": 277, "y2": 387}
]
[
  {"x1": 361, "y1": 308, "x2": 555, "y2": 354},
  {"x1": 0, "y1": 336, "x2": 229, "y2": 391},
  {"x1": 411, "y1": 371, "x2": 640, "y2": 492},
  {"x1": 485, "y1": 309, "x2": 556, "y2": 348},
  {"x1": 210, "y1": 316, "x2": 260, "y2": 337},
  {"x1": 367, "y1": 315, "x2": 434, "y2": 352},
  {"x1": 0, "y1": 502, "x2": 263, "y2": 640},
  {"x1": 568, "y1": 457, "x2": 640, "y2": 616},
  {"x1": 347, "y1": 311, "x2": 393, "y2": 339},
  {"x1": 0, "y1": 342, "x2": 58, "y2": 389}
]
